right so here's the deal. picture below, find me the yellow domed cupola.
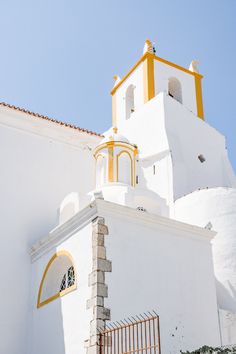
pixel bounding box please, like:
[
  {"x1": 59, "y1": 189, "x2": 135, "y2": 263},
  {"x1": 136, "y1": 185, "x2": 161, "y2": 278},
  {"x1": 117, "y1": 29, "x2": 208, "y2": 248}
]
[{"x1": 94, "y1": 127, "x2": 138, "y2": 188}]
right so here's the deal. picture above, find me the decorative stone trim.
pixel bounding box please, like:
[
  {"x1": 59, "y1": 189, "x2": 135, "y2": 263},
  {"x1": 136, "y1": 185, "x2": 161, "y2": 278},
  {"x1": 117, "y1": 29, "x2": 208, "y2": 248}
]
[{"x1": 85, "y1": 216, "x2": 112, "y2": 354}]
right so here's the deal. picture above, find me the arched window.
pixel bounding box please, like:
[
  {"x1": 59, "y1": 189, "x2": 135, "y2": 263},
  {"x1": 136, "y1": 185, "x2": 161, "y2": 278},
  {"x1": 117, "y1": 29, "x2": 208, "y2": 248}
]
[
  {"x1": 60, "y1": 266, "x2": 75, "y2": 292},
  {"x1": 125, "y1": 85, "x2": 135, "y2": 120},
  {"x1": 117, "y1": 151, "x2": 132, "y2": 185},
  {"x1": 37, "y1": 251, "x2": 76, "y2": 308},
  {"x1": 168, "y1": 77, "x2": 182, "y2": 103},
  {"x1": 96, "y1": 154, "x2": 107, "y2": 187}
]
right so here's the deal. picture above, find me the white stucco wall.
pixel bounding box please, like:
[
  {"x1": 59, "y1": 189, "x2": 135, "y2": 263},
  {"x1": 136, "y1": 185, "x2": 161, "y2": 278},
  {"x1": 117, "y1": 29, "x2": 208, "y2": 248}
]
[
  {"x1": 115, "y1": 63, "x2": 144, "y2": 125},
  {"x1": 0, "y1": 107, "x2": 101, "y2": 354},
  {"x1": 100, "y1": 202, "x2": 220, "y2": 353},
  {"x1": 29, "y1": 223, "x2": 93, "y2": 354},
  {"x1": 116, "y1": 92, "x2": 235, "y2": 204},
  {"x1": 163, "y1": 94, "x2": 235, "y2": 200},
  {"x1": 117, "y1": 94, "x2": 174, "y2": 204},
  {"x1": 173, "y1": 187, "x2": 236, "y2": 314}
]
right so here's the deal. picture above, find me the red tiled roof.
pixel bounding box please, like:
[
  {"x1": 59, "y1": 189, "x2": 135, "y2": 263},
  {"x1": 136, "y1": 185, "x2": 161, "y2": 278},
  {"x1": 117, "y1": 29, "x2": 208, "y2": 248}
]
[{"x1": 0, "y1": 102, "x2": 103, "y2": 137}]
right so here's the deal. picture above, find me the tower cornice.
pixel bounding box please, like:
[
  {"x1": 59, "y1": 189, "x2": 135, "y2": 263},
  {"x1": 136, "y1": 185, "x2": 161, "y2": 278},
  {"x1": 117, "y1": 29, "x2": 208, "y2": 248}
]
[{"x1": 111, "y1": 52, "x2": 203, "y2": 96}]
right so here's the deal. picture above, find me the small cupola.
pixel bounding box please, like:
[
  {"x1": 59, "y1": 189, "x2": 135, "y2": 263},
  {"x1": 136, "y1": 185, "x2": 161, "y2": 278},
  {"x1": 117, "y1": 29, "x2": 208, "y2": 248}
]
[{"x1": 94, "y1": 127, "x2": 138, "y2": 188}]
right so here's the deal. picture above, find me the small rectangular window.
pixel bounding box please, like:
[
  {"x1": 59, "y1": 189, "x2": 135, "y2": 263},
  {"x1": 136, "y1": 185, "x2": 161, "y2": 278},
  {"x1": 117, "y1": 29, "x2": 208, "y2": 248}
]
[
  {"x1": 136, "y1": 175, "x2": 139, "y2": 184},
  {"x1": 153, "y1": 165, "x2": 156, "y2": 175}
]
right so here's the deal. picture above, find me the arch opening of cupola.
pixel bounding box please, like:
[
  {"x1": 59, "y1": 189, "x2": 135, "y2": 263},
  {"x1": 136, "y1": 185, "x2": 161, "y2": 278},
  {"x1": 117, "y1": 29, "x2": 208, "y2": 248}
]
[
  {"x1": 93, "y1": 128, "x2": 138, "y2": 188},
  {"x1": 125, "y1": 85, "x2": 135, "y2": 120},
  {"x1": 168, "y1": 77, "x2": 182, "y2": 104},
  {"x1": 96, "y1": 154, "x2": 107, "y2": 188},
  {"x1": 116, "y1": 151, "x2": 132, "y2": 185}
]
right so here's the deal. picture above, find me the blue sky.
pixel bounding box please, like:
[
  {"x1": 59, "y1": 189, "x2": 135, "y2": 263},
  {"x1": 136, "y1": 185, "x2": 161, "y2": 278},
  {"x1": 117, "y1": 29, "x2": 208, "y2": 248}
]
[{"x1": 0, "y1": 0, "x2": 235, "y2": 171}]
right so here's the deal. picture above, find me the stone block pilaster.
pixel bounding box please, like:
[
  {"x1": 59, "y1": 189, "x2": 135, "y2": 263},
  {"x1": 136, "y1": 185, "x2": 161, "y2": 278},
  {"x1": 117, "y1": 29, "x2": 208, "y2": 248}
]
[{"x1": 85, "y1": 217, "x2": 112, "y2": 354}]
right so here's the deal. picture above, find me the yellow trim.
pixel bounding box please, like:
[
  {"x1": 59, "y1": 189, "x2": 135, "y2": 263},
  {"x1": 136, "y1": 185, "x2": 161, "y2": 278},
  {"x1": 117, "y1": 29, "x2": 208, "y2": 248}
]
[
  {"x1": 37, "y1": 251, "x2": 77, "y2": 309},
  {"x1": 143, "y1": 53, "x2": 155, "y2": 103},
  {"x1": 111, "y1": 53, "x2": 148, "y2": 95},
  {"x1": 94, "y1": 141, "x2": 136, "y2": 156},
  {"x1": 108, "y1": 146, "x2": 114, "y2": 182},
  {"x1": 95, "y1": 153, "x2": 105, "y2": 161},
  {"x1": 112, "y1": 94, "x2": 117, "y2": 126},
  {"x1": 194, "y1": 75, "x2": 204, "y2": 120},
  {"x1": 111, "y1": 53, "x2": 203, "y2": 96},
  {"x1": 154, "y1": 55, "x2": 203, "y2": 79},
  {"x1": 116, "y1": 150, "x2": 134, "y2": 186}
]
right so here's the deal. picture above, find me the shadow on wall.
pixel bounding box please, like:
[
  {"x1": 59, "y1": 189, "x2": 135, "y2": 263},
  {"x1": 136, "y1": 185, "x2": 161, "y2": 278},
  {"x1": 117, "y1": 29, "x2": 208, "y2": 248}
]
[
  {"x1": 28, "y1": 249, "x2": 77, "y2": 354},
  {"x1": 215, "y1": 278, "x2": 236, "y2": 313}
]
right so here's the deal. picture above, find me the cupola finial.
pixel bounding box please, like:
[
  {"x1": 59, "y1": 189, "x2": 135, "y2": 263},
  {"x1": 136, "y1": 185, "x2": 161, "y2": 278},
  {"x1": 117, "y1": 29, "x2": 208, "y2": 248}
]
[
  {"x1": 113, "y1": 75, "x2": 121, "y2": 87},
  {"x1": 189, "y1": 60, "x2": 199, "y2": 73}
]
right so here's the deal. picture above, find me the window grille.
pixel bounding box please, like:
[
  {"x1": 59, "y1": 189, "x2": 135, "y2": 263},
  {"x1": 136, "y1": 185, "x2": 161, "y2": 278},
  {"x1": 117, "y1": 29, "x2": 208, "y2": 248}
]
[
  {"x1": 99, "y1": 312, "x2": 161, "y2": 354},
  {"x1": 59, "y1": 266, "x2": 75, "y2": 292}
]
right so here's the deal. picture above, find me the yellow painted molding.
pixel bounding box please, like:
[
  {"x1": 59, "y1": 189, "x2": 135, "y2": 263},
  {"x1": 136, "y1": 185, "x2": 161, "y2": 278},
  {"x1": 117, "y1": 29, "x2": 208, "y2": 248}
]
[
  {"x1": 153, "y1": 55, "x2": 203, "y2": 79},
  {"x1": 94, "y1": 153, "x2": 104, "y2": 161},
  {"x1": 108, "y1": 146, "x2": 114, "y2": 182},
  {"x1": 194, "y1": 75, "x2": 204, "y2": 120},
  {"x1": 111, "y1": 53, "x2": 149, "y2": 95},
  {"x1": 94, "y1": 141, "x2": 137, "y2": 156},
  {"x1": 143, "y1": 53, "x2": 155, "y2": 103},
  {"x1": 110, "y1": 52, "x2": 203, "y2": 96},
  {"x1": 37, "y1": 250, "x2": 77, "y2": 309}
]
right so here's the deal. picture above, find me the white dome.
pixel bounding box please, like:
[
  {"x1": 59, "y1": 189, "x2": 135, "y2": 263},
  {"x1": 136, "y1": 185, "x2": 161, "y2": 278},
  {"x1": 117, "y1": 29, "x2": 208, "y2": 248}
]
[
  {"x1": 100, "y1": 128, "x2": 130, "y2": 144},
  {"x1": 174, "y1": 187, "x2": 236, "y2": 313}
]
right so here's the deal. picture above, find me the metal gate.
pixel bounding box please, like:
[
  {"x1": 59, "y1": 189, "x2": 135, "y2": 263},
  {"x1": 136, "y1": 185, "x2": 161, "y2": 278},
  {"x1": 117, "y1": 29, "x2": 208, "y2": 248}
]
[{"x1": 99, "y1": 312, "x2": 161, "y2": 354}]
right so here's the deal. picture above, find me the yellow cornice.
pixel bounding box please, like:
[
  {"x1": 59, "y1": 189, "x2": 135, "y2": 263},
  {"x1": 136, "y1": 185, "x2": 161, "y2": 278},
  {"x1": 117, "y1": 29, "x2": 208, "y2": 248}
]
[
  {"x1": 111, "y1": 52, "x2": 203, "y2": 96},
  {"x1": 111, "y1": 52, "x2": 149, "y2": 95},
  {"x1": 153, "y1": 55, "x2": 203, "y2": 79}
]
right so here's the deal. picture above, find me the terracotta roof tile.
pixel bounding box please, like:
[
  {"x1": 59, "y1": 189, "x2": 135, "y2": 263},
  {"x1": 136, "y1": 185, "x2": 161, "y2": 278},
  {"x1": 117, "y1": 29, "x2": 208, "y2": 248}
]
[{"x1": 0, "y1": 102, "x2": 103, "y2": 137}]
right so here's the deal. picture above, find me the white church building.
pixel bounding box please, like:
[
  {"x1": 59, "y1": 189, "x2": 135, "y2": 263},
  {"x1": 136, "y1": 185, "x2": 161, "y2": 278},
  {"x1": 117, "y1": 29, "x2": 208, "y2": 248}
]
[{"x1": 0, "y1": 40, "x2": 236, "y2": 354}]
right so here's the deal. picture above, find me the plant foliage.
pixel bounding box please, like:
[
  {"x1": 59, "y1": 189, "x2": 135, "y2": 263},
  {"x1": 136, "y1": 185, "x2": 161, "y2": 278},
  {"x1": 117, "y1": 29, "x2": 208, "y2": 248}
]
[{"x1": 180, "y1": 345, "x2": 236, "y2": 354}]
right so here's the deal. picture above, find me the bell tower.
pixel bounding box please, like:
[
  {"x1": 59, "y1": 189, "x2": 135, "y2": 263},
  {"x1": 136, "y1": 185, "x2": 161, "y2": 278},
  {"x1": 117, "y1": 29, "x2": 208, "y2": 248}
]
[
  {"x1": 111, "y1": 39, "x2": 204, "y2": 129},
  {"x1": 109, "y1": 40, "x2": 235, "y2": 205}
]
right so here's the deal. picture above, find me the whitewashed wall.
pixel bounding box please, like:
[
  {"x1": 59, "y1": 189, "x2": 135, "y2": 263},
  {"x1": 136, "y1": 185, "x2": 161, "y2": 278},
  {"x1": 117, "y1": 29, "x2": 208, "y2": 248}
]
[
  {"x1": 117, "y1": 94, "x2": 174, "y2": 204},
  {"x1": 116, "y1": 93, "x2": 235, "y2": 204},
  {"x1": 115, "y1": 64, "x2": 144, "y2": 125},
  {"x1": 29, "y1": 223, "x2": 93, "y2": 354},
  {"x1": 102, "y1": 204, "x2": 220, "y2": 353},
  {"x1": 163, "y1": 94, "x2": 235, "y2": 200},
  {"x1": 0, "y1": 107, "x2": 101, "y2": 354}
]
